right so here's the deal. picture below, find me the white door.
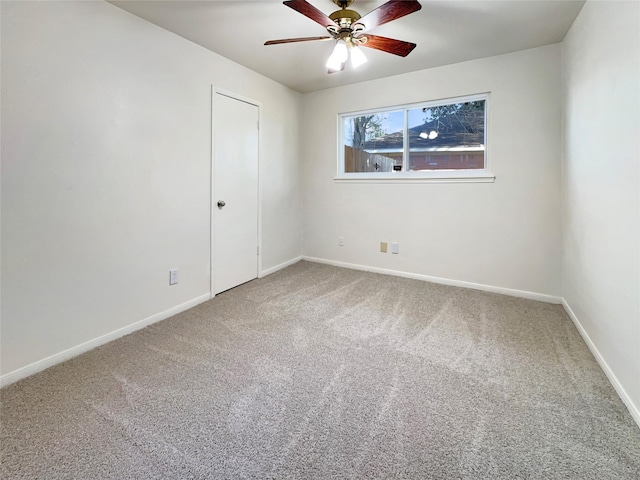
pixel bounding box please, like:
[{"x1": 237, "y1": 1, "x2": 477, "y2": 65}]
[{"x1": 213, "y1": 92, "x2": 259, "y2": 294}]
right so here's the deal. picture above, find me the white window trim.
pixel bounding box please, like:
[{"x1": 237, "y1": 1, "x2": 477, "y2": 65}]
[{"x1": 335, "y1": 93, "x2": 494, "y2": 183}]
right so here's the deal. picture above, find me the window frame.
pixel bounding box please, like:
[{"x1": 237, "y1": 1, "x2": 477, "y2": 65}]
[{"x1": 335, "y1": 93, "x2": 494, "y2": 183}]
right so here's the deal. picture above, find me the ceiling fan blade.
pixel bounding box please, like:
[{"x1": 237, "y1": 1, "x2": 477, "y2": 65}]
[
  {"x1": 265, "y1": 36, "x2": 332, "y2": 45},
  {"x1": 283, "y1": 0, "x2": 336, "y2": 29},
  {"x1": 358, "y1": 34, "x2": 416, "y2": 57},
  {"x1": 355, "y1": 0, "x2": 422, "y2": 31}
]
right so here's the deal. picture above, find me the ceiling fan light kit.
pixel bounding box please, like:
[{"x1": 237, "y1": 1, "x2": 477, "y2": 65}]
[
  {"x1": 265, "y1": 0, "x2": 422, "y2": 74},
  {"x1": 326, "y1": 39, "x2": 349, "y2": 71},
  {"x1": 350, "y1": 44, "x2": 368, "y2": 68}
]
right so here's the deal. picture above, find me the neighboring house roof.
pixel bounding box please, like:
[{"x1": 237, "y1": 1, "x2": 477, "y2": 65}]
[{"x1": 363, "y1": 110, "x2": 484, "y2": 152}]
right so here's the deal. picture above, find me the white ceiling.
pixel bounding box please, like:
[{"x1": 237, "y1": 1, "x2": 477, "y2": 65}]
[{"x1": 109, "y1": 0, "x2": 585, "y2": 93}]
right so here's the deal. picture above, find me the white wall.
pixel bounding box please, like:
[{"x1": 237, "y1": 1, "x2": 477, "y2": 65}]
[
  {"x1": 1, "y1": 1, "x2": 302, "y2": 380},
  {"x1": 561, "y1": 0, "x2": 640, "y2": 422},
  {"x1": 301, "y1": 45, "x2": 562, "y2": 299}
]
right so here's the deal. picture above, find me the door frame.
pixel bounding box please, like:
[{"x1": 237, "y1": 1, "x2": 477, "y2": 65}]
[{"x1": 210, "y1": 87, "x2": 263, "y2": 298}]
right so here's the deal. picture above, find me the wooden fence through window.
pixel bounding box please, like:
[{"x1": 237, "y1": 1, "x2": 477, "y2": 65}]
[{"x1": 344, "y1": 146, "x2": 395, "y2": 173}]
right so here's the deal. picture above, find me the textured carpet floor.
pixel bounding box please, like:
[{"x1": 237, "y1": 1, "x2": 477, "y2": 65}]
[{"x1": 1, "y1": 261, "x2": 639, "y2": 479}]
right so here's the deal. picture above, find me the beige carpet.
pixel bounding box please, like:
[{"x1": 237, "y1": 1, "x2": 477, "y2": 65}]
[{"x1": 1, "y1": 261, "x2": 639, "y2": 479}]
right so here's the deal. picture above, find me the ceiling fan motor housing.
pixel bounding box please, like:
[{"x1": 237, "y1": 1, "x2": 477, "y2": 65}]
[{"x1": 329, "y1": 9, "x2": 361, "y2": 30}]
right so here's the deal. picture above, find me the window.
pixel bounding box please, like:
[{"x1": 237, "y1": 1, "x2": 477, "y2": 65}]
[{"x1": 337, "y1": 93, "x2": 493, "y2": 182}]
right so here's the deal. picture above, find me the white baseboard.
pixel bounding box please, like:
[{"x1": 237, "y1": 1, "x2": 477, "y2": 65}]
[
  {"x1": 260, "y1": 255, "x2": 303, "y2": 278},
  {"x1": 562, "y1": 299, "x2": 640, "y2": 429},
  {"x1": 0, "y1": 293, "x2": 211, "y2": 388},
  {"x1": 302, "y1": 256, "x2": 562, "y2": 304}
]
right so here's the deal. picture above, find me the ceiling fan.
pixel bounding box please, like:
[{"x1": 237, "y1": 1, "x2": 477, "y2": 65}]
[{"x1": 264, "y1": 0, "x2": 422, "y2": 73}]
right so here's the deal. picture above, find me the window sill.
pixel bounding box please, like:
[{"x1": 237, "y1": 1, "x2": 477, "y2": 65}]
[{"x1": 334, "y1": 172, "x2": 496, "y2": 184}]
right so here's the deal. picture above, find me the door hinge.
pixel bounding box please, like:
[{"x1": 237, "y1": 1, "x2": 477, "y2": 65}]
[{"x1": 257, "y1": 246, "x2": 260, "y2": 255}]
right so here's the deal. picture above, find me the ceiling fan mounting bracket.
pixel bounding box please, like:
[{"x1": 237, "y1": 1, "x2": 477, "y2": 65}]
[
  {"x1": 351, "y1": 34, "x2": 368, "y2": 46},
  {"x1": 332, "y1": 0, "x2": 355, "y2": 8}
]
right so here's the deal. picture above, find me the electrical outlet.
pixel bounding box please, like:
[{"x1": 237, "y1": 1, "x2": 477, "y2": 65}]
[
  {"x1": 169, "y1": 269, "x2": 179, "y2": 285},
  {"x1": 391, "y1": 242, "x2": 399, "y2": 254},
  {"x1": 338, "y1": 236, "x2": 344, "y2": 246},
  {"x1": 380, "y1": 242, "x2": 387, "y2": 253}
]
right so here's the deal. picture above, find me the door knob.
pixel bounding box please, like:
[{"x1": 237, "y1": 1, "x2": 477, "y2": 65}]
[{"x1": 217, "y1": 200, "x2": 226, "y2": 208}]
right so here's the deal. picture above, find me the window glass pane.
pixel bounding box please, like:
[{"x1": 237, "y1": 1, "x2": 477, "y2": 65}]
[
  {"x1": 343, "y1": 110, "x2": 404, "y2": 173},
  {"x1": 407, "y1": 100, "x2": 485, "y2": 171}
]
